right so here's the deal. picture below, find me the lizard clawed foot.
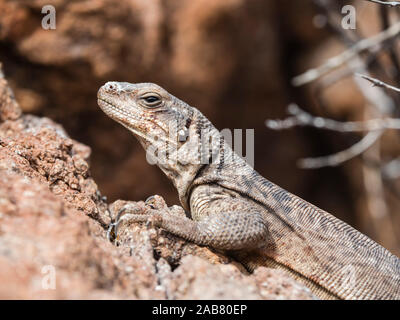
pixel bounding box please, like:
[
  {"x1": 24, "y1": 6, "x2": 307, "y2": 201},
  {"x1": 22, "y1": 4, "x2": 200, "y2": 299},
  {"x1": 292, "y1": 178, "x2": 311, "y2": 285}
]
[
  {"x1": 146, "y1": 195, "x2": 187, "y2": 218},
  {"x1": 107, "y1": 200, "x2": 166, "y2": 242},
  {"x1": 107, "y1": 202, "x2": 147, "y2": 242}
]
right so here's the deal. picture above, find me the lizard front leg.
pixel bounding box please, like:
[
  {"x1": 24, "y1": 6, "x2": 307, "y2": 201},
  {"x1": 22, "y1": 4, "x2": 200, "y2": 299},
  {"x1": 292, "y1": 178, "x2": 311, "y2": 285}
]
[
  {"x1": 155, "y1": 209, "x2": 268, "y2": 250},
  {"x1": 111, "y1": 195, "x2": 268, "y2": 251}
]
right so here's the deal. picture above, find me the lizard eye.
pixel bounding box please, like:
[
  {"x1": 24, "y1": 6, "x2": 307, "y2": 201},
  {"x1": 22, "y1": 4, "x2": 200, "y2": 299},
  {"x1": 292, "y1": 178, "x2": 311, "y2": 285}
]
[{"x1": 140, "y1": 94, "x2": 162, "y2": 108}]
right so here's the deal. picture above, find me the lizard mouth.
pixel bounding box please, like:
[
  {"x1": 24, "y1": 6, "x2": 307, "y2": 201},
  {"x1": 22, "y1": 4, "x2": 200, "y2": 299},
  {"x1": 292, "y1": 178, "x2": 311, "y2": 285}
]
[
  {"x1": 97, "y1": 97, "x2": 151, "y2": 141},
  {"x1": 97, "y1": 97, "x2": 136, "y2": 130},
  {"x1": 97, "y1": 97, "x2": 114, "y2": 110},
  {"x1": 97, "y1": 98, "x2": 127, "y2": 118},
  {"x1": 97, "y1": 96, "x2": 179, "y2": 149}
]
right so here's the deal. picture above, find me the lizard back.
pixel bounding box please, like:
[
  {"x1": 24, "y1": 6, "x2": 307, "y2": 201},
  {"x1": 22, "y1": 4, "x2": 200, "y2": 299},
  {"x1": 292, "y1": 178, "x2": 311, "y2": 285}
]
[{"x1": 190, "y1": 139, "x2": 400, "y2": 299}]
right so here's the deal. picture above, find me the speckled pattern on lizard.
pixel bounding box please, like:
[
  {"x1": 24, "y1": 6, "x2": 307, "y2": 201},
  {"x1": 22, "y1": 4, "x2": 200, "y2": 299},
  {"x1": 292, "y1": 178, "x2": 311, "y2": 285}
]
[{"x1": 97, "y1": 81, "x2": 400, "y2": 300}]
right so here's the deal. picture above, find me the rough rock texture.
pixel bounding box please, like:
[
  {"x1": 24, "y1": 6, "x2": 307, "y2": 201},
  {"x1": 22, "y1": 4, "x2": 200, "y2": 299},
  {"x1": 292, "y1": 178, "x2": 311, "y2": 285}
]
[
  {"x1": 0, "y1": 64, "x2": 316, "y2": 299},
  {"x1": 0, "y1": 62, "x2": 21, "y2": 121}
]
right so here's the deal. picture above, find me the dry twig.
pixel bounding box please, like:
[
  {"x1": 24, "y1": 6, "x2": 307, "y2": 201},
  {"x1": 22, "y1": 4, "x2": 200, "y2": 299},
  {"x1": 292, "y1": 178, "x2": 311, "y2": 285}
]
[
  {"x1": 364, "y1": 0, "x2": 400, "y2": 7},
  {"x1": 292, "y1": 21, "x2": 400, "y2": 86},
  {"x1": 357, "y1": 73, "x2": 400, "y2": 92},
  {"x1": 266, "y1": 103, "x2": 400, "y2": 132}
]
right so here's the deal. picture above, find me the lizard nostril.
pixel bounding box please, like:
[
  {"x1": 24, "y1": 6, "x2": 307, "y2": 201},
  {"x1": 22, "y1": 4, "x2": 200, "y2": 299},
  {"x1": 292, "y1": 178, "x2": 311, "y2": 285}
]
[{"x1": 104, "y1": 82, "x2": 117, "y2": 92}]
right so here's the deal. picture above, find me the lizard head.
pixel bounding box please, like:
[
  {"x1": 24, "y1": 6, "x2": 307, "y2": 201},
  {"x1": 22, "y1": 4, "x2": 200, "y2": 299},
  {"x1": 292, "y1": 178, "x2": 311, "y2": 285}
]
[
  {"x1": 97, "y1": 81, "x2": 211, "y2": 206},
  {"x1": 97, "y1": 81, "x2": 194, "y2": 149}
]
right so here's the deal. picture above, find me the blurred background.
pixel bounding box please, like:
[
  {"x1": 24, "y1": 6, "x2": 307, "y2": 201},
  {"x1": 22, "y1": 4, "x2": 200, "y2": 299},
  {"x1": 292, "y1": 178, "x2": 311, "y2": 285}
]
[{"x1": 1, "y1": 0, "x2": 399, "y2": 255}]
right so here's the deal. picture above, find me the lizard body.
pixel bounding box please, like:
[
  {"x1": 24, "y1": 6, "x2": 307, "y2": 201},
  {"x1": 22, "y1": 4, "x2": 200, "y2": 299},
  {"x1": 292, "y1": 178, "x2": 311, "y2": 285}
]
[{"x1": 97, "y1": 82, "x2": 400, "y2": 300}]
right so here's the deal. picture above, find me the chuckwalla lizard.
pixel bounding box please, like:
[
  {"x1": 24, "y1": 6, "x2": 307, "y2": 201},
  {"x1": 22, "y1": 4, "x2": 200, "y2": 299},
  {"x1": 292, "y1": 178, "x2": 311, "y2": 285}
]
[{"x1": 97, "y1": 82, "x2": 400, "y2": 300}]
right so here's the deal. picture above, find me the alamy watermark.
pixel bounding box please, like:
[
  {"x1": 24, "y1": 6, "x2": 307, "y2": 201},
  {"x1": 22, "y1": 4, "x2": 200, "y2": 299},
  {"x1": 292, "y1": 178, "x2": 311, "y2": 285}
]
[
  {"x1": 41, "y1": 5, "x2": 56, "y2": 30},
  {"x1": 41, "y1": 265, "x2": 56, "y2": 290},
  {"x1": 143, "y1": 119, "x2": 255, "y2": 168},
  {"x1": 341, "y1": 5, "x2": 356, "y2": 30},
  {"x1": 314, "y1": 5, "x2": 357, "y2": 30},
  {"x1": 41, "y1": 4, "x2": 357, "y2": 33}
]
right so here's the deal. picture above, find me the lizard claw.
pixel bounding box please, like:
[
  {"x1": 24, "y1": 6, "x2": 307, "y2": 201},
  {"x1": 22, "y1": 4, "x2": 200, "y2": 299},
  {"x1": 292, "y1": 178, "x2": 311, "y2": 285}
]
[
  {"x1": 145, "y1": 195, "x2": 156, "y2": 209},
  {"x1": 106, "y1": 221, "x2": 117, "y2": 242},
  {"x1": 145, "y1": 195, "x2": 168, "y2": 210},
  {"x1": 107, "y1": 203, "x2": 145, "y2": 242}
]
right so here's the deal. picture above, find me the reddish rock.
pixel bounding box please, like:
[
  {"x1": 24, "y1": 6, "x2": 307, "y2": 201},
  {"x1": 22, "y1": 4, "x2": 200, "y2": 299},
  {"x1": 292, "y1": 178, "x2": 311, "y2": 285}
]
[{"x1": 0, "y1": 62, "x2": 21, "y2": 121}]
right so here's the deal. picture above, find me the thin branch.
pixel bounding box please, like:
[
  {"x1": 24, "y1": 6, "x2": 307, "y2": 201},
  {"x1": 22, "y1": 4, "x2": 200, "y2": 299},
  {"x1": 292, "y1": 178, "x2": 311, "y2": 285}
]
[
  {"x1": 379, "y1": 4, "x2": 400, "y2": 87},
  {"x1": 298, "y1": 131, "x2": 382, "y2": 169},
  {"x1": 301, "y1": 59, "x2": 391, "y2": 168},
  {"x1": 292, "y1": 21, "x2": 400, "y2": 86},
  {"x1": 265, "y1": 103, "x2": 400, "y2": 132},
  {"x1": 364, "y1": 0, "x2": 400, "y2": 7},
  {"x1": 357, "y1": 73, "x2": 400, "y2": 92},
  {"x1": 265, "y1": 102, "x2": 396, "y2": 169}
]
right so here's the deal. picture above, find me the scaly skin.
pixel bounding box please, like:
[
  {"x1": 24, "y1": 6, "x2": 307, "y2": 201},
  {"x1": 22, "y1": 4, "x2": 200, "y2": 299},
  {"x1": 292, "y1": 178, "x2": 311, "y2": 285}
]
[{"x1": 97, "y1": 82, "x2": 400, "y2": 300}]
